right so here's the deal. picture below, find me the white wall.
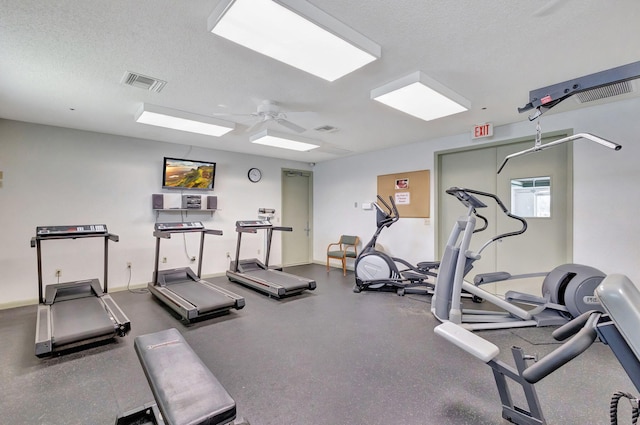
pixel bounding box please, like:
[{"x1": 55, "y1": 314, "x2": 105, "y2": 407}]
[
  {"x1": 3, "y1": 96, "x2": 639, "y2": 307},
  {"x1": 0, "y1": 119, "x2": 311, "y2": 307},
  {"x1": 313, "y1": 97, "x2": 640, "y2": 283}
]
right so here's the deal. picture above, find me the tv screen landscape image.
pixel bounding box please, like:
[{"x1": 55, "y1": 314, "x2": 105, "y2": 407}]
[{"x1": 162, "y1": 157, "x2": 216, "y2": 190}]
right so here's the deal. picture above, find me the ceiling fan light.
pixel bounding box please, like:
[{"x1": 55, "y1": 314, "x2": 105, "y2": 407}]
[
  {"x1": 250, "y1": 129, "x2": 320, "y2": 151},
  {"x1": 208, "y1": 0, "x2": 381, "y2": 82},
  {"x1": 135, "y1": 104, "x2": 235, "y2": 137},
  {"x1": 371, "y1": 71, "x2": 471, "y2": 121}
]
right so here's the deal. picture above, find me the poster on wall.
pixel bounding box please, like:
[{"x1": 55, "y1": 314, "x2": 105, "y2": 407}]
[
  {"x1": 395, "y1": 192, "x2": 410, "y2": 205},
  {"x1": 395, "y1": 178, "x2": 409, "y2": 189}
]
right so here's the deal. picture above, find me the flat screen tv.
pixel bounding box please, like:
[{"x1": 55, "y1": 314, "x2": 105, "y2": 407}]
[{"x1": 162, "y1": 157, "x2": 216, "y2": 190}]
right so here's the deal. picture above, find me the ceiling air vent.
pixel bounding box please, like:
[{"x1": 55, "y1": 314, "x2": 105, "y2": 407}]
[
  {"x1": 575, "y1": 80, "x2": 636, "y2": 103},
  {"x1": 314, "y1": 125, "x2": 339, "y2": 133},
  {"x1": 121, "y1": 71, "x2": 167, "y2": 93}
]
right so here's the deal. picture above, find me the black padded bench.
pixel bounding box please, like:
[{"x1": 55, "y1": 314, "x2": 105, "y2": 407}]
[{"x1": 116, "y1": 328, "x2": 248, "y2": 425}]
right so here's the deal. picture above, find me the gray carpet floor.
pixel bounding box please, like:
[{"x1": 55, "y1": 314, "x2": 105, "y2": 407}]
[{"x1": 0, "y1": 264, "x2": 635, "y2": 424}]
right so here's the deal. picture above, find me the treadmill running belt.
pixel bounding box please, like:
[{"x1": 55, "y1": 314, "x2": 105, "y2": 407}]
[
  {"x1": 168, "y1": 281, "x2": 235, "y2": 314},
  {"x1": 51, "y1": 297, "x2": 115, "y2": 346},
  {"x1": 247, "y1": 269, "x2": 311, "y2": 291}
]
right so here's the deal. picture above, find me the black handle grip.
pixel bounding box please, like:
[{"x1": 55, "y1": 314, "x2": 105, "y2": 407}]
[
  {"x1": 552, "y1": 310, "x2": 600, "y2": 341},
  {"x1": 522, "y1": 312, "x2": 600, "y2": 383}
]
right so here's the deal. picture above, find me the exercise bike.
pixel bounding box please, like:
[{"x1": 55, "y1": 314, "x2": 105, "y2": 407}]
[
  {"x1": 431, "y1": 187, "x2": 605, "y2": 330},
  {"x1": 353, "y1": 195, "x2": 439, "y2": 296}
]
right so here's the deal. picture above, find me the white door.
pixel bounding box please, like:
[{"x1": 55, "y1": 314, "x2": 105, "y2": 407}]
[
  {"x1": 437, "y1": 135, "x2": 572, "y2": 295},
  {"x1": 281, "y1": 169, "x2": 312, "y2": 266}
]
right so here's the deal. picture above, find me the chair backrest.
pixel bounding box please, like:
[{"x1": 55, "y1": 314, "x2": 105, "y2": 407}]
[{"x1": 340, "y1": 235, "x2": 358, "y2": 246}]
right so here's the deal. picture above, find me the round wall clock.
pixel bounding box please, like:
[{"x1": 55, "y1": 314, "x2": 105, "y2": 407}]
[{"x1": 248, "y1": 168, "x2": 262, "y2": 183}]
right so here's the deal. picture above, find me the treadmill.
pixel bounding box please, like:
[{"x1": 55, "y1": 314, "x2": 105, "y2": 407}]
[
  {"x1": 31, "y1": 224, "x2": 131, "y2": 357},
  {"x1": 226, "y1": 219, "x2": 316, "y2": 298},
  {"x1": 149, "y1": 222, "x2": 245, "y2": 322}
]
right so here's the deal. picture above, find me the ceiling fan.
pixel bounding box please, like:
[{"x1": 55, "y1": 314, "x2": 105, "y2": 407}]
[{"x1": 215, "y1": 100, "x2": 307, "y2": 133}]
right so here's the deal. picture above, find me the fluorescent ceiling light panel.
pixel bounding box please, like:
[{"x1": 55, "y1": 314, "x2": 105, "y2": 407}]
[
  {"x1": 250, "y1": 129, "x2": 320, "y2": 151},
  {"x1": 371, "y1": 71, "x2": 471, "y2": 121},
  {"x1": 135, "y1": 104, "x2": 235, "y2": 137},
  {"x1": 208, "y1": 0, "x2": 381, "y2": 82}
]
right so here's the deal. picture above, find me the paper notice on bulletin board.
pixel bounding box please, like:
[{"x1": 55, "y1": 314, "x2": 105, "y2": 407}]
[{"x1": 395, "y1": 192, "x2": 410, "y2": 205}]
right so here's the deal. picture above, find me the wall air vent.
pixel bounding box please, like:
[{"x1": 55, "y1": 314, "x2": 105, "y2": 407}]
[
  {"x1": 121, "y1": 71, "x2": 167, "y2": 93},
  {"x1": 575, "y1": 80, "x2": 636, "y2": 103}
]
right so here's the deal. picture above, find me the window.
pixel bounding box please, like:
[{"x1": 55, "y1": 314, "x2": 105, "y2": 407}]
[{"x1": 510, "y1": 177, "x2": 551, "y2": 218}]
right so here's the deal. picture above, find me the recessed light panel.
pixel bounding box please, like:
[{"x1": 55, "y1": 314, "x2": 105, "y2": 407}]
[
  {"x1": 135, "y1": 104, "x2": 235, "y2": 137},
  {"x1": 250, "y1": 129, "x2": 320, "y2": 151},
  {"x1": 371, "y1": 71, "x2": 471, "y2": 121},
  {"x1": 208, "y1": 0, "x2": 380, "y2": 82}
]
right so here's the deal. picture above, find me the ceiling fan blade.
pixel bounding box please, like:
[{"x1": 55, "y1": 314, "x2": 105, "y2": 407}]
[
  {"x1": 533, "y1": 0, "x2": 567, "y2": 17},
  {"x1": 276, "y1": 118, "x2": 306, "y2": 133},
  {"x1": 245, "y1": 119, "x2": 267, "y2": 133},
  {"x1": 316, "y1": 144, "x2": 353, "y2": 155}
]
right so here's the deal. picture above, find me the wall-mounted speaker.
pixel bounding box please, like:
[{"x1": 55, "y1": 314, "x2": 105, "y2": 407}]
[
  {"x1": 152, "y1": 194, "x2": 164, "y2": 210},
  {"x1": 207, "y1": 196, "x2": 218, "y2": 210}
]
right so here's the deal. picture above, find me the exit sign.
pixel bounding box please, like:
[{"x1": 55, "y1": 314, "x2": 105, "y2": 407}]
[{"x1": 472, "y1": 122, "x2": 493, "y2": 139}]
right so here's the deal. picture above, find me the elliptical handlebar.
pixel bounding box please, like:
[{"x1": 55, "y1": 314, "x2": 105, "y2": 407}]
[
  {"x1": 474, "y1": 212, "x2": 489, "y2": 234},
  {"x1": 376, "y1": 195, "x2": 400, "y2": 228},
  {"x1": 447, "y1": 187, "x2": 528, "y2": 254}
]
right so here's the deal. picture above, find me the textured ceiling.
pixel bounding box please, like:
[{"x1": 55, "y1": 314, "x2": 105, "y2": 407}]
[{"x1": 1, "y1": 0, "x2": 639, "y2": 162}]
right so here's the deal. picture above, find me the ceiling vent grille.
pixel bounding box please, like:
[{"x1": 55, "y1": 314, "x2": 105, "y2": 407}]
[
  {"x1": 575, "y1": 80, "x2": 635, "y2": 103},
  {"x1": 121, "y1": 71, "x2": 167, "y2": 93},
  {"x1": 314, "y1": 125, "x2": 339, "y2": 133}
]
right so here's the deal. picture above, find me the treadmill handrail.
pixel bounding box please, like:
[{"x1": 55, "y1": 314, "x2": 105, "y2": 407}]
[
  {"x1": 234, "y1": 226, "x2": 292, "y2": 232},
  {"x1": 32, "y1": 232, "x2": 119, "y2": 241},
  {"x1": 152, "y1": 226, "x2": 223, "y2": 283},
  {"x1": 272, "y1": 226, "x2": 293, "y2": 232},
  {"x1": 235, "y1": 227, "x2": 259, "y2": 233},
  {"x1": 31, "y1": 227, "x2": 119, "y2": 303}
]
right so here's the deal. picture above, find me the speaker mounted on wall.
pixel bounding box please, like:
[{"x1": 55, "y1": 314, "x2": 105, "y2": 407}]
[
  {"x1": 152, "y1": 194, "x2": 164, "y2": 210},
  {"x1": 207, "y1": 196, "x2": 218, "y2": 210}
]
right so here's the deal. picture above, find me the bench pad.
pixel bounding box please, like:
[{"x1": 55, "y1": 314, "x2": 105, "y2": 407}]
[
  {"x1": 134, "y1": 328, "x2": 236, "y2": 425},
  {"x1": 434, "y1": 322, "x2": 500, "y2": 363}
]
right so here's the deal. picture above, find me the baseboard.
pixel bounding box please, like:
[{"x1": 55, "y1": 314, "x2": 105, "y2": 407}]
[
  {"x1": 312, "y1": 259, "x2": 354, "y2": 271},
  {"x1": 111, "y1": 282, "x2": 148, "y2": 292},
  {"x1": 0, "y1": 298, "x2": 38, "y2": 310}
]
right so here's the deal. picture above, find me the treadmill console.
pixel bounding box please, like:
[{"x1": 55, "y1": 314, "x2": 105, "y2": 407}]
[
  {"x1": 36, "y1": 224, "x2": 108, "y2": 237},
  {"x1": 155, "y1": 222, "x2": 205, "y2": 231},
  {"x1": 236, "y1": 220, "x2": 272, "y2": 228}
]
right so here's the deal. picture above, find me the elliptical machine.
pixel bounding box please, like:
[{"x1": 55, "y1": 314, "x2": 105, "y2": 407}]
[
  {"x1": 354, "y1": 195, "x2": 439, "y2": 295},
  {"x1": 431, "y1": 187, "x2": 605, "y2": 330}
]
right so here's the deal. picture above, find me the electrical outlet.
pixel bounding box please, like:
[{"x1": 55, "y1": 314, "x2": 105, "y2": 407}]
[
  {"x1": 257, "y1": 249, "x2": 261, "y2": 255},
  {"x1": 190, "y1": 256, "x2": 196, "y2": 262},
  {"x1": 226, "y1": 252, "x2": 230, "y2": 259},
  {"x1": 162, "y1": 257, "x2": 167, "y2": 263},
  {"x1": 127, "y1": 262, "x2": 132, "y2": 268},
  {"x1": 55, "y1": 269, "x2": 62, "y2": 277}
]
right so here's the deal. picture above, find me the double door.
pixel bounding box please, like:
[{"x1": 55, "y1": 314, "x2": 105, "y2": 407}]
[{"x1": 437, "y1": 136, "x2": 572, "y2": 295}]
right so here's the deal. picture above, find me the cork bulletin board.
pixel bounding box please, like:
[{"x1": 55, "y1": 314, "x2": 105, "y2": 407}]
[{"x1": 377, "y1": 169, "x2": 430, "y2": 218}]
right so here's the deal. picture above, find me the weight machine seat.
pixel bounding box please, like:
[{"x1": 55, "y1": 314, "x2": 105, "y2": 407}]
[
  {"x1": 51, "y1": 297, "x2": 115, "y2": 346},
  {"x1": 134, "y1": 328, "x2": 237, "y2": 425}
]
